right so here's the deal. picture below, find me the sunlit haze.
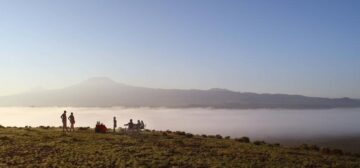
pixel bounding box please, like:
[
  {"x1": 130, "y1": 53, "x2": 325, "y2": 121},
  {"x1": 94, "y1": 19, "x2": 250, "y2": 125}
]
[{"x1": 0, "y1": 1, "x2": 359, "y2": 98}]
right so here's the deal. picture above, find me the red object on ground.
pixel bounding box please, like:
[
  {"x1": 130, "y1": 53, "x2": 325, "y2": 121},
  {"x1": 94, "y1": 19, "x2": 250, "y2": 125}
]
[{"x1": 95, "y1": 124, "x2": 107, "y2": 133}]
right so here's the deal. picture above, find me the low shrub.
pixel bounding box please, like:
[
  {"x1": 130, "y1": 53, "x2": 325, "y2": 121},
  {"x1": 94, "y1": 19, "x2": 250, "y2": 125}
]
[
  {"x1": 253, "y1": 140, "x2": 266, "y2": 146},
  {"x1": 185, "y1": 133, "x2": 194, "y2": 138},
  {"x1": 0, "y1": 136, "x2": 11, "y2": 141},
  {"x1": 235, "y1": 137, "x2": 250, "y2": 143},
  {"x1": 299, "y1": 144, "x2": 310, "y2": 150},
  {"x1": 273, "y1": 143, "x2": 280, "y2": 147},
  {"x1": 0, "y1": 125, "x2": 4, "y2": 128},
  {"x1": 309, "y1": 145, "x2": 320, "y2": 151},
  {"x1": 201, "y1": 134, "x2": 207, "y2": 138},
  {"x1": 78, "y1": 127, "x2": 90, "y2": 131},
  {"x1": 225, "y1": 136, "x2": 230, "y2": 139},
  {"x1": 320, "y1": 147, "x2": 331, "y2": 155},
  {"x1": 353, "y1": 153, "x2": 360, "y2": 157},
  {"x1": 215, "y1": 134, "x2": 223, "y2": 139},
  {"x1": 174, "y1": 139, "x2": 184, "y2": 146},
  {"x1": 175, "y1": 131, "x2": 186, "y2": 136},
  {"x1": 71, "y1": 137, "x2": 83, "y2": 142},
  {"x1": 331, "y1": 149, "x2": 343, "y2": 155},
  {"x1": 320, "y1": 147, "x2": 342, "y2": 155},
  {"x1": 299, "y1": 144, "x2": 319, "y2": 151},
  {"x1": 39, "y1": 126, "x2": 50, "y2": 129}
]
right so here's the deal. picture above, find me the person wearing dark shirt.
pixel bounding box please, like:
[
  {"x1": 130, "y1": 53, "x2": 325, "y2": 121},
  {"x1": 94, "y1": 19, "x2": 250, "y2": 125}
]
[
  {"x1": 60, "y1": 110, "x2": 68, "y2": 132},
  {"x1": 124, "y1": 119, "x2": 134, "y2": 129},
  {"x1": 113, "y1": 116, "x2": 117, "y2": 133},
  {"x1": 68, "y1": 112, "x2": 75, "y2": 132}
]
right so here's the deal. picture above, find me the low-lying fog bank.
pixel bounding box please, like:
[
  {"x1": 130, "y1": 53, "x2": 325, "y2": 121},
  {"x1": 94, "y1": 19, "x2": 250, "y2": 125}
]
[{"x1": 1, "y1": 107, "x2": 360, "y2": 152}]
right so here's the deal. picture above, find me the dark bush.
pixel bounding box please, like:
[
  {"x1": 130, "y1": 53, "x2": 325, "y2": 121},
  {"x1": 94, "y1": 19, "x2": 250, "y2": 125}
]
[
  {"x1": 71, "y1": 137, "x2": 82, "y2": 142},
  {"x1": 331, "y1": 149, "x2": 343, "y2": 155},
  {"x1": 175, "y1": 131, "x2": 186, "y2": 136},
  {"x1": 320, "y1": 147, "x2": 331, "y2": 155},
  {"x1": 0, "y1": 125, "x2": 4, "y2": 128},
  {"x1": 0, "y1": 136, "x2": 11, "y2": 141},
  {"x1": 320, "y1": 147, "x2": 343, "y2": 155},
  {"x1": 253, "y1": 141, "x2": 266, "y2": 146},
  {"x1": 201, "y1": 134, "x2": 207, "y2": 138},
  {"x1": 235, "y1": 137, "x2": 250, "y2": 143},
  {"x1": 273, "y1": 143, "x2": 280, "y2": 147},
  {"x1": 174, "y1": 139, "x2": 184, "y2": 146},
  {"x1": 309, "y1": 145, "x2": 320, "y2": 151},
  {"x1": 215, "y1": 134, "x2": 222, "y2": 139},
  {"x1": 225, "y1": 136, "x2": 230, "y2": 139},
  {"x1": 185, "y1": 133, "x2": 194, "y2": 138},
  {"x1": 78, "y1": 127, "x2": 90, "y2": 131},
  {"x1": 299, "y1": 144, "x2": 319, "y2": 151},
  {"x1": 39, "y1": 126, "x2": 50, "y2": 129},
  {"x1": 353, "y1": 153, "x2": 360, "y2": 157},
  {"x1": 299, "y1": 144, "x2": 310, "y2": 150}
]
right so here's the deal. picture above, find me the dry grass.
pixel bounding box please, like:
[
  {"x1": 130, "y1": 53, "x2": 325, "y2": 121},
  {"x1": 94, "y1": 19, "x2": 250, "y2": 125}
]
[{"x1": 0, "y1": 127, "x2": 359, "y2": 167}]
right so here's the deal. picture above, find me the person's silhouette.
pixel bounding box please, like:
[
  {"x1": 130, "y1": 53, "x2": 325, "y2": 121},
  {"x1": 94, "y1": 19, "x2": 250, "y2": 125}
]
[
  {"x1": 60, "y1": 110, "x2": 68, "y2": 132},
  {"x1": 124, "y1": 119, "x2": 134, "y2": 129},
  {"x1": 113, "y1": 116, "x2": 117, "y2": 133},
  {"x1": 68, "y1": 112, "x2": 75, "y2": 132},
  {"x1": 137, "y1": 120, "x2": 141, "y2": 129},
  {"x1": 141, "y1": 120, "x2": 145, "y2": 129}
]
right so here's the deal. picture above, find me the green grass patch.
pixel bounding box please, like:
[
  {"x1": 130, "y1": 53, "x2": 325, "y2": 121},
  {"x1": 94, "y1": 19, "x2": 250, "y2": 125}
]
[{"x1": 0, "y1": 127, "x2": 359, "y2": 167}]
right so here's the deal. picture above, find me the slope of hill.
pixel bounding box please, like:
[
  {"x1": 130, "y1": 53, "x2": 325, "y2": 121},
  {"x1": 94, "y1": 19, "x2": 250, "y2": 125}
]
[
  {"x1": 0, "y1": 127, "x2": 359, "y2": 167},
  {"x1": 0, "y1": 77, "x2": 359, "y2": 109}
]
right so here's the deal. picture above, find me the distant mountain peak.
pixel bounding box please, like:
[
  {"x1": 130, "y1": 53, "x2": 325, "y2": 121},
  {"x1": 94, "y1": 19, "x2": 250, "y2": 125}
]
[
  {"x1": 0, "y1": 78, "x2": 360, "y2": 109},
  {"x1": 83, "y1": 77, "x2": 117, "y2": 84},
  {"x1": 208, "y1": 88, "x2": 231, "y2": 92}
]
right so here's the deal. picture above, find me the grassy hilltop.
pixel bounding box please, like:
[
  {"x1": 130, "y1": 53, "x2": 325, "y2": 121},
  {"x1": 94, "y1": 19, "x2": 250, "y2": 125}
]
[{"x1": 0, "y1": 127, "x2": 359, "y2": 168}]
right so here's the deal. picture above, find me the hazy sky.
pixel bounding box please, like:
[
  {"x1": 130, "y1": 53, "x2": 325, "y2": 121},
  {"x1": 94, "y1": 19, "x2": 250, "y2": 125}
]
[{"x1": 0, "y1": 0, "x2": 359, "y2": 98}]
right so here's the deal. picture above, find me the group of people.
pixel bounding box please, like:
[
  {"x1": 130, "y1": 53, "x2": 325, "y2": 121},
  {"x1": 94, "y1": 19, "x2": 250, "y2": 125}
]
[
  {"x1": 60, "y1": 110, "x2": 75, "y2": 132},
  {"x1": 60, "y1": 110, "x2": 145, "y2": 133},
  {"x1": 124, "y1": 119, "x2": 145, "y2": 130}
]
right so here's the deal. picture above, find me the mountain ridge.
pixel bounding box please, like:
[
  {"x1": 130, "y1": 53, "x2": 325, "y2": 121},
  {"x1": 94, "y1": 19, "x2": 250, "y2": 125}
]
[{"x1": 0, "y1": 77, "x2": 359, "y2": 109}]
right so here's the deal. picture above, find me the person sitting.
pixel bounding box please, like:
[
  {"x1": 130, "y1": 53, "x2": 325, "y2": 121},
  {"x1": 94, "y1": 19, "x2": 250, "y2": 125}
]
[
  {"x1": 124, "y1": 119, "x2": 134, "y2": 129},
  {"x1": 136, "y1": 120, "x2": 141, "y2": 129},
  {"x1": 140, "y1": 120, "x2": 145, "y2": 129},
  {"x1": 95, "y1": 121, "x2": 107, "y2": 133}
]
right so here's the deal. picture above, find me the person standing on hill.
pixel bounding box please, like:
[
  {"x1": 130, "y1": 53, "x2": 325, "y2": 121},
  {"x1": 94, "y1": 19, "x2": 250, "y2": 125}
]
[
  {"x1": 68, "y1": 112, "x2": 75, "y2": 132},
  {"x1": 113, "y1": 116, "x2": 117, "y2": 133},
  {"x1": 60, "y1": 111, "x2": 68, "y2": 132}
]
